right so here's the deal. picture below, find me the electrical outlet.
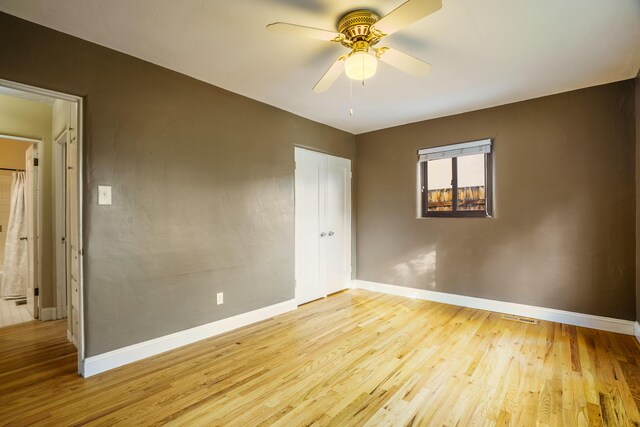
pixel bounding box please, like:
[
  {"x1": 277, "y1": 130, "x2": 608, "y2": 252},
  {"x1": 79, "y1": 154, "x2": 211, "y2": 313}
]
[{"x1": 216, "y1": 292, "x2": 223, "y2": 305}]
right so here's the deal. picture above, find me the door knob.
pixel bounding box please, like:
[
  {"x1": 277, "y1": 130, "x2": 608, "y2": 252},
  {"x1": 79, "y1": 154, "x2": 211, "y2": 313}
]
[
  {"x1": 19, "y1": 236, "x2": 27, "y2": 241},
  {"x1": 328, "y1": 231, "x2": 334, "y2": 236},
  {"x1": 320, "y1": 232, "x2": 327, "y2": 237}
]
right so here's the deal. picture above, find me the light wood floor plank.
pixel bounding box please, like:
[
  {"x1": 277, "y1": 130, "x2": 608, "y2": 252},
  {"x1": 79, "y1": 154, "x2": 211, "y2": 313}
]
[{"x1": 0, "y1": 289, "x2": 639, "y2": 426}]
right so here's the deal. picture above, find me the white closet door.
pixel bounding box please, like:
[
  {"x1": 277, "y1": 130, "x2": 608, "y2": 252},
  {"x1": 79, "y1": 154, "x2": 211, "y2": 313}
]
[
  {"x1": 295, "y1": 147, "x2": 352, "y2": 304},
  {"x1": 326, "y1": 155, "x2": 351, "y2": 295},
  {"x1": 294, "y1": 147, "x2": 327, "y2": 305}
]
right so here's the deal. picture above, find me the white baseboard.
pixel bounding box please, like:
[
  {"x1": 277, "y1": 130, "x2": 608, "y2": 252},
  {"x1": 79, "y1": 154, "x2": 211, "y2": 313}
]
[
  {"x1": 353, "y1": 280, "x2": 635, "y2": 336},
  {"x1": 83, "y1": 299, "x2": 297, "y2": 377},
  {"x1": 635, "y1": 322, "x2": 640, "y2": 344},
  {"x1": 39, "y1": 307, "x2": 57, "y2": 321}
]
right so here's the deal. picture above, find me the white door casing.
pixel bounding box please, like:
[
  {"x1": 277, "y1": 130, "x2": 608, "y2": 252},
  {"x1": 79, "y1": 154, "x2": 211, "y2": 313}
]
[
  {"x1": 294, "y1": 147, "x2": 351, "y2": 305},
  {"x1": 54, "y1": 130, "x2": 68, "y2": 320},
  {"x1": 25, "y1": 144, "x2": 39, "y2": 319}
]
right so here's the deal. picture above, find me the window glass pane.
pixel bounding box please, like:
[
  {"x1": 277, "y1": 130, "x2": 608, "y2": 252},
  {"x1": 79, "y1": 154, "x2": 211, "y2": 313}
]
[
  {"x1": 457, "y1": 154, "x2": 486, "y2": 211},
  {"x1": 427, "y1": 158, "x2": 452, "y2": 212}
]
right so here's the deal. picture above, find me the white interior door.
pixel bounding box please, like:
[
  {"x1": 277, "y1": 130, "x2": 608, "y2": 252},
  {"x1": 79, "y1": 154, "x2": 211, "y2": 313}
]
[
  {"x1": 295, "y1": 148, "x2": 351, "y2": 304},
  {"x1": 326, "y1": 156, "x2": 352, "y2": 295},
  {"x1": 25, "y1": 144, "x2": 39, "y2": 319},
  {"x1": 67, "y1": 129, "x2": 79, "y2": 346},
  {"x1": 294, "y1": 147, "x2": 327, "y2": 305}
]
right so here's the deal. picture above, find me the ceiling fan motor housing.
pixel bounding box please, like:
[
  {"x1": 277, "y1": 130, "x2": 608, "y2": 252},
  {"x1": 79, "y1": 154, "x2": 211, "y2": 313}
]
[{"x1": 337, "y1": 10, "x2": 383, "y2": 50}]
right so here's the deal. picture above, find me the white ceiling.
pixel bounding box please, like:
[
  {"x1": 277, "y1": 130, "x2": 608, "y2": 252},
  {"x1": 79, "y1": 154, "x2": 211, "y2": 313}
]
[{"x1": 1, "y1": 0, "x2": 638, "y2": 134}]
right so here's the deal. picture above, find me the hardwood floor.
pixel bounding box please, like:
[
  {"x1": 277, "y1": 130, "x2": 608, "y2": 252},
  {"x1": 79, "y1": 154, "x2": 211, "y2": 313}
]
[{"x1": 1, "y1": 289, "x2": 640, "y2": 426}]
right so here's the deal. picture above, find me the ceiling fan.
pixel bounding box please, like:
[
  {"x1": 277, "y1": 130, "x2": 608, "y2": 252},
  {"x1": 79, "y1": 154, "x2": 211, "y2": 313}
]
[{"x1": 267, "y1": 0, "x2": 442, "y2": 93}]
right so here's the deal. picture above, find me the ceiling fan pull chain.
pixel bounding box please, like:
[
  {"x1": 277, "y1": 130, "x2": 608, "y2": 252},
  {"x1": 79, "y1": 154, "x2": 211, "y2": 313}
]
[{"x1": 349, "y1": 79, "x2": 354, "y2": 117}]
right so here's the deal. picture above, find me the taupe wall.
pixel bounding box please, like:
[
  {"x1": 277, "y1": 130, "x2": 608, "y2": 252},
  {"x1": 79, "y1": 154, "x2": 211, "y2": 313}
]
[
  {"x1": 0, "y1": 13, "x2": 355, "y2": 356},
  {"x1": 356, "y1": 81, "x2": 636, "y2": 320}
]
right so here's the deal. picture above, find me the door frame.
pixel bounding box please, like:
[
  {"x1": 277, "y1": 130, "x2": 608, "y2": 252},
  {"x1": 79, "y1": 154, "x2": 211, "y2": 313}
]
[
  {"x1": 54, "y1": 130, "x2": 67, "y2": 320},
  {"x1": 293, "y1": 146, "x2": 353, "y2": 304},
  {"x1": 0, "y1": 78, "x2": 85, "y2": 375},
  {"x1": 25, "y1": 142, "x2": 41, "y2": 320}
]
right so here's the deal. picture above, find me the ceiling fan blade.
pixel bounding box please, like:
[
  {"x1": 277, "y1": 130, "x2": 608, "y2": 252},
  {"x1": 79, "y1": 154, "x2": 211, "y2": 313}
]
[
  {"x1": 267, "y1": 22, "x2": 342, "y2": 42},
  {"x1": 313, "y1": 57, "x2": 345, "y2": 93},
  {"x1": 373, "y1": 0, "x2": 442, "y2": 36},
  {"x1": 376, "y1": 47, "x2": 431, "y2": 77}
]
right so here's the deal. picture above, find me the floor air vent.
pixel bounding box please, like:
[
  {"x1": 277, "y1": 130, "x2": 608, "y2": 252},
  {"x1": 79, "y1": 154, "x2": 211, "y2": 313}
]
[{"x1": 501, "y1": 314, "x2": 538, "y2": 324}]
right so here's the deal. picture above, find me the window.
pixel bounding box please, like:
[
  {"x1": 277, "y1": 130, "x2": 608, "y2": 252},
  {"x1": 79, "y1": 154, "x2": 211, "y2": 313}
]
[{"x1": 418, "y1": 139, "x2": 493, "y2": 218}]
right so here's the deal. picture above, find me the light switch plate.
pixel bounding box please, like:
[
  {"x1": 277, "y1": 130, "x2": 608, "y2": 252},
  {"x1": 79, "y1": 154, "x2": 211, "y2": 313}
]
[{"x1": 98, "y1": 185, "x2": 112, "y2": 205}]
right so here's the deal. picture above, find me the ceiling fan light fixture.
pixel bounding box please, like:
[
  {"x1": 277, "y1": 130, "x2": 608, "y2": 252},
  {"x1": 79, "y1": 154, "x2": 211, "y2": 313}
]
[
  {"x1": 344, "y1": 51, "x2": 377, "y2": 81},
  {"x1": 268, "y1": 0, "x2": 440, "y2": 93}
]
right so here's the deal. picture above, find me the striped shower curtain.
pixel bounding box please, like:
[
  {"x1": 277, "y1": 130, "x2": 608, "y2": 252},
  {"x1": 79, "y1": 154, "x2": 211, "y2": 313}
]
[{"x1": 1, "y1": 172, "x2": 27, "y2": 299}]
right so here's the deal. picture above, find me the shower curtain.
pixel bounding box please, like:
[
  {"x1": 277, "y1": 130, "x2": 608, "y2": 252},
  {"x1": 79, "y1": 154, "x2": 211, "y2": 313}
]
[{"x1": 1, "y1": 172, "x2": 27, "y2": 299}]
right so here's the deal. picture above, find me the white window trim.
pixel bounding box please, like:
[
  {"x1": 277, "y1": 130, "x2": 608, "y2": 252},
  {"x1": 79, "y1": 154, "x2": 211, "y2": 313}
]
[{"x1": 418, "y1": 139, "x2": 492, "y2": 161}]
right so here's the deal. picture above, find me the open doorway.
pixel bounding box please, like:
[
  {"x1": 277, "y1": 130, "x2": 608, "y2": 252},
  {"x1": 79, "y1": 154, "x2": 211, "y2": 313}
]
[
  {"x1": 0, "y1": 79, "x2": 84, "y2": 374},
  {"x1": 0, "y1": 135, "x2": 40, "y2": 324}
]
